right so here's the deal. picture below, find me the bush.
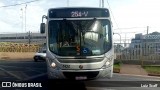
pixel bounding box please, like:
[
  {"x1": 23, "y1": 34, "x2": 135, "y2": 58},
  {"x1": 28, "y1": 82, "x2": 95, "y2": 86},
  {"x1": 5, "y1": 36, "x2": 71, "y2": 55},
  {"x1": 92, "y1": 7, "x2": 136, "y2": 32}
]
[
  {"x1": 143, "y1": 66, "x2": 160, "y2": 74},
  {"x1": 0, "y1": 42, "x2": 41, "y2": 52},
  {"x1": 114, "y1": 60, "x2": 123, "y2": 65}
]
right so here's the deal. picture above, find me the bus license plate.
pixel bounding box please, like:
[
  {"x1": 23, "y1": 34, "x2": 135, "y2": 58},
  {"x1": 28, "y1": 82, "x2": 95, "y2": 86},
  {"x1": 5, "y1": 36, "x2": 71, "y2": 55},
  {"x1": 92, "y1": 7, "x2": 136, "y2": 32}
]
[{"x1": 75, "y1": 76, "x2": 87, "y2": 80}]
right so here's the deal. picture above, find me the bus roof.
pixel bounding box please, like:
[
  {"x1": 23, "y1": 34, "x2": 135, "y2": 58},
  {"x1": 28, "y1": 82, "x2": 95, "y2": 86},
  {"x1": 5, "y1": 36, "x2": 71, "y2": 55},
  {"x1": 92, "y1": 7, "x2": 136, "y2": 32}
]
[{"x1": 48, "y1": 7, "x2": 109, "y2": 10}]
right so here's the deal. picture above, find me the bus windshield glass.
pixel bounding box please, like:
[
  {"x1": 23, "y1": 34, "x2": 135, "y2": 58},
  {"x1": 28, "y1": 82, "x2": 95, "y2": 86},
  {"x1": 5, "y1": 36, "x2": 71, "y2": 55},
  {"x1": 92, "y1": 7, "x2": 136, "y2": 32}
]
[{"x1": 48, "y1": 19, "x2": 112, "y2": 56}]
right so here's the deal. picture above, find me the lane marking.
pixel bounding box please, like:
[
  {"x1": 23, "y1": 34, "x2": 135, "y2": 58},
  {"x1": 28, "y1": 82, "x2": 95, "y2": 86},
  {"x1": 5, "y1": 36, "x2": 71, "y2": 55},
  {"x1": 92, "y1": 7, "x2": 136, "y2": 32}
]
[
  {"x1": 86, "y1": 87, "x2": 112, "y2": 90},
  {"x1": 26, "y1": 68, "x2": 46, "y2": 73},
  {"x1": 0, "y1": 64, "x2": 46, "y2": 81},
  {"x1": 0, "y1": 65, "x2": 46, "y2": 71},
  {"x1": 0, "y1": 67, "x2": 22, "y2": 80},
  {"x1": 23, "y1": 73, "x2": 47, "y2": 81}
]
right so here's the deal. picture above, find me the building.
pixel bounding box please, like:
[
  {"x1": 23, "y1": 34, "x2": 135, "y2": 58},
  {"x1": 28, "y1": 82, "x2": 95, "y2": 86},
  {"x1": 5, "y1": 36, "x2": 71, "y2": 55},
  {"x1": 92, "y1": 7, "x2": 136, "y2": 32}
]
[{"x1": 128, "y1": 32, "x2": 160, "y2": 60}]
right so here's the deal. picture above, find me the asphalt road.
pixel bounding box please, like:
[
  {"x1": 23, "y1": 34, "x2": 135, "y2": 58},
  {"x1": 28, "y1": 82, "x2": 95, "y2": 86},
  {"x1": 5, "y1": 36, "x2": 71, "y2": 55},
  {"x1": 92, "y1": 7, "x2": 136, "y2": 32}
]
[{"x1": 0, "y1": 60, "x2": 160, "y2": 90}]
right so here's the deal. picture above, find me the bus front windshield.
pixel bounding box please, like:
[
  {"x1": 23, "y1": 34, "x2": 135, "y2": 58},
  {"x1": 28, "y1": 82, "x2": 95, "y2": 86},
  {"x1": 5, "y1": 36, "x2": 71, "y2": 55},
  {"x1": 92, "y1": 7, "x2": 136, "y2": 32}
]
[{"x1": 49, "y1": 19, "x2": 112, "y2": 56}]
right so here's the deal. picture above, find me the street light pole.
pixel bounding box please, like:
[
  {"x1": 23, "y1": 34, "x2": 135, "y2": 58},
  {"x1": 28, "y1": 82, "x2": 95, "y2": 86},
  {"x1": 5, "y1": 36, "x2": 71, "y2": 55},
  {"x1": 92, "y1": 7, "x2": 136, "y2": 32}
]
[
  {"x1": 20, "y1": 8, "x2": 23, "y2": 32},
  {"x1": 113, "y1": 32, "x2": 121, "y2": 44}
]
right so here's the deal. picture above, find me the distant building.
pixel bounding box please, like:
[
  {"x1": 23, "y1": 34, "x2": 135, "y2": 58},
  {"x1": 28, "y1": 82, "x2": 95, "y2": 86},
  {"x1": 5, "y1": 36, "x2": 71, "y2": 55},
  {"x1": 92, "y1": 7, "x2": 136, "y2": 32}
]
[
  {"x1": 128, "y1": 32, "x2": 160, "y2": 60},
  {"x1": 114, "y1": 31, "x2": 160, "y2": 60},
  {"x1": 0, "y1": 33, "x2": 46, "y2": 44},
  {"x1": 130, "y1": 34, "x2": 160, "y2": 55}
]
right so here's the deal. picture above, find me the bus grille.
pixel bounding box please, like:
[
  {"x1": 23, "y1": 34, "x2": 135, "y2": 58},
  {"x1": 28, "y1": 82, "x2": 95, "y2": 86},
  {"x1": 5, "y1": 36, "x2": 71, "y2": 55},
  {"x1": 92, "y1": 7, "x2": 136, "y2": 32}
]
[
  {"x1": 58, "y1": 58, "x2": 103, "y2": 63},
  {"x1": 63, "y1": 71, "x2": 99, "y2": 79}
]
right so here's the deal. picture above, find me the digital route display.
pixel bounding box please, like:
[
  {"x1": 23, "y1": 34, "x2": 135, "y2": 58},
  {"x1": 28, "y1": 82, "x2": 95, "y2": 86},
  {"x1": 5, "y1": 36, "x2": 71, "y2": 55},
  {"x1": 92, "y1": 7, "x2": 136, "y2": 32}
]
[{"x1": 49, "y1": 8, "x2": 110, "y2": 18}]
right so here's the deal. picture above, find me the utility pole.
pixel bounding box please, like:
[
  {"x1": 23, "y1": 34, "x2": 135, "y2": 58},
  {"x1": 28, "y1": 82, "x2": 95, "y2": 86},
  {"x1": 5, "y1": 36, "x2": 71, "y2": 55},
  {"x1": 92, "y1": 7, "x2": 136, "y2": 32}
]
[
  {"x1": 147, "y1": 26, "x2": 149, "y2": 35},
  {"x1": 146, "y1": 26, "x2": 149, "y2": 56},
  {"x1": 143, "y1": 26, "x2": 149, "y2": 66},
  {"x1": 99, "y1": 0, "x2": 104, "y2": 8},
  {"x1": 28, "y1": 31, "x2": 31, "y2": 52},
  {"x1": 25, "y1": 4, "x2": 27, "y2": 32},
  {"x1": 67, "y1": 0, "x2": 69, "y2": 7},
  {"x1": 124, "y1": 33, "x2": 127, "y2": 47},
  {"x1": 102, "y1": 0, "x2": 104, "y2": 8},
  {"x1": 99, "y1": 0, "x2": 101, "y2": 7},
  {"x1": 28, "y1": 31, "x2": 31, "y2": 44}
]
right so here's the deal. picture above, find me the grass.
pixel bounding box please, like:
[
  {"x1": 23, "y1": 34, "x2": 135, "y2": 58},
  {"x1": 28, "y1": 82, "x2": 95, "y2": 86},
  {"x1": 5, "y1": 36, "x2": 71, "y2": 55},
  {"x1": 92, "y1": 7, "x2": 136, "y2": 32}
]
[
  {"x1": 143, "y1": 66, "x2": 160, "y2": 74},
  {"x1": 113, "y1": 61, "x2": 122, "y2": 73},
  {"x1": 114, "y1": 61, "x2": 122, "y2": 69},
  {"x1": 114, "y1": 63, "x2": 121, "y2": 69}
]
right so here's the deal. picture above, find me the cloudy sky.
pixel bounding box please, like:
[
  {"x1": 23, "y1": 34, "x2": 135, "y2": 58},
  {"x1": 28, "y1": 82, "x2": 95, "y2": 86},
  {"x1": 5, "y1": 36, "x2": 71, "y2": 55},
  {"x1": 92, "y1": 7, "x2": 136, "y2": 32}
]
[{"x1": 0, "y1": 0, "x2": 160, "y2": 40}]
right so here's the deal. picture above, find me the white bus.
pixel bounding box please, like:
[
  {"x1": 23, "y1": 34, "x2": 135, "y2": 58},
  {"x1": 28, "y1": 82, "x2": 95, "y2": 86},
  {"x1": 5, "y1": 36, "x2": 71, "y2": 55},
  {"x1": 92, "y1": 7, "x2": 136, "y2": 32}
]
[{"x1": 40, "y1": 7, "x2": 114, "y2": 80}]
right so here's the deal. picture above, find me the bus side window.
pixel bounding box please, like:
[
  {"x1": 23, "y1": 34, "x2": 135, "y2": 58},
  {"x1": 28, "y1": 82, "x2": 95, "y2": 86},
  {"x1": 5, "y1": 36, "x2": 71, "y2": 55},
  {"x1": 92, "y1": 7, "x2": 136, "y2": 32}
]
[{"x1": 105, "y1": 25, "x2": 109, "y2": 42}]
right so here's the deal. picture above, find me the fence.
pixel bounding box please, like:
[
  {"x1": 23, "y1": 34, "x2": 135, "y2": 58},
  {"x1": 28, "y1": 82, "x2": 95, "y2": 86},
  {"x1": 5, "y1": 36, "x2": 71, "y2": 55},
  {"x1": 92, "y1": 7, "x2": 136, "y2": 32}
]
[
  {"x1": 114, "y1": 42, "x2": 160, "y2": 65},
  {"x1": 0, "y1": 42, "x2": 41, "y2": 52}
]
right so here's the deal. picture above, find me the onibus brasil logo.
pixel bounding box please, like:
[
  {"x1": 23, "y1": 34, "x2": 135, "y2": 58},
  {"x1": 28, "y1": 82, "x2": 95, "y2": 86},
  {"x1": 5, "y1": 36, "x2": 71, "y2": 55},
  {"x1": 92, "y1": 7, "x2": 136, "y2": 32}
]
[{"x1": 2, "y1": 82, "x2": 42, "y2": 88}]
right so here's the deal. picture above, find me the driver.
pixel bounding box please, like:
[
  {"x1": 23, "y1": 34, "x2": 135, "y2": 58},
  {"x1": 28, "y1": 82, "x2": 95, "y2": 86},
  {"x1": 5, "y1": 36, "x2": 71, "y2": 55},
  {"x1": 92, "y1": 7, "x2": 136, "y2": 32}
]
[{"x1": 63, "y1": 41, "x2": 69, "y2": 46}]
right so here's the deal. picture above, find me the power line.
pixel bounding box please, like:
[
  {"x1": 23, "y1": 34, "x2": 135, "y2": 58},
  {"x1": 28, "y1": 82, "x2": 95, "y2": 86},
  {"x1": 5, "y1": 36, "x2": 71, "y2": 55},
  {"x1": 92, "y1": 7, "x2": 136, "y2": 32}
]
[
  {"x1": 106, "y1": 0, "x2": 119, "y2": 29},
  {"x1": 0, "y1": 0, "x2": 41, "y2": 8},
  {"x1": 114, "y1": 27, "x2": 146, "y2": 30}
]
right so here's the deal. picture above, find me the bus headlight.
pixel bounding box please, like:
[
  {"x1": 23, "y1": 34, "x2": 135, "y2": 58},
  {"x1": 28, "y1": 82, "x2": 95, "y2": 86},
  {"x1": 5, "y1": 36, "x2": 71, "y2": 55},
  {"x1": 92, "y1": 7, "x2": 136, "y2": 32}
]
[
  {"x1": 105, "y1": 61, "x2": 110, "y2": 66},
  {"x1": 46, "y1": 57, "x2": 57, "y2": 68},
  {"x1": 51, "y1": 62, "x2": 56, "y2": 68},
  {"x1": 102, "y1": 56, "x2": 113, "y2": 69}
]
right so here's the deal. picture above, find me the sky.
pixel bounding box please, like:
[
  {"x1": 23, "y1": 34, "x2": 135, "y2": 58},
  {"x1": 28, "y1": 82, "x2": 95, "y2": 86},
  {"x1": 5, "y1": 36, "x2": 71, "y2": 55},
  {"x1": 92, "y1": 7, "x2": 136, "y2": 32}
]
[{"x1": 0, "y1": 0, "x2": 160, "y2": 41}]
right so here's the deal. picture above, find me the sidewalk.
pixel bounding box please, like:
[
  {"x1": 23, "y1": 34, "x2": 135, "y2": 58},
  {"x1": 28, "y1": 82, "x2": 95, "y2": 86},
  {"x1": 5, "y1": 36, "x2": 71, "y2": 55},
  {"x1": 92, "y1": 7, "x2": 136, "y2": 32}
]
[
  {"x1": 0, "y1": 52, "x2": 34, "y2": 61},
  {"x1": 120, "y1": 64, "x2": 148, "y2": 75}
]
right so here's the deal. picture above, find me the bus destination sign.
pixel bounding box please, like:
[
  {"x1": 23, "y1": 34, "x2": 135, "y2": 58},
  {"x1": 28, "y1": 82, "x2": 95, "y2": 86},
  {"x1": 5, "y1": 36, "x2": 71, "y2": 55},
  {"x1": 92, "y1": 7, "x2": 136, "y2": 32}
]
[{"x1": 49, "y1": 8, "x2": 110, "y2": 18}]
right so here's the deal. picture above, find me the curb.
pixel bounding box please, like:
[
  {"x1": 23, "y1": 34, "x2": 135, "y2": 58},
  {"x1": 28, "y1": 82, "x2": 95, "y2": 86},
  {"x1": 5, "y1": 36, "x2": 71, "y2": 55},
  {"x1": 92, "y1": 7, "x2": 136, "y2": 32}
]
[
  {"x1": 0, "y1": 58, "x2": 33, "y2": 62},
  {"x1": 1, "y1": 56, "x2": 10, "y2": 60},
  {"x1": 113, "y1": 68, "x2": 160, "y2": 77},
  {"x1": 148, "y1": 73, "x2": 160, "y2": 77},
  {"x1": 113, "y1": 68, "x2": 120, "y2": 73},
  {"x1": 116, "y1": 73, "x2": 160, "y2": 79}
]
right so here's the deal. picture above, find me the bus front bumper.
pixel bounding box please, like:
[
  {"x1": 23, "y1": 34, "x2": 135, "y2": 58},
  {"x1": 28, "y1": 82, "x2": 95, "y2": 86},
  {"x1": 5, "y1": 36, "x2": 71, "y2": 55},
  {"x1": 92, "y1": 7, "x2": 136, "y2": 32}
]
[{"x1": 47, "y1": 65, "x2": 113, "y2": 80}]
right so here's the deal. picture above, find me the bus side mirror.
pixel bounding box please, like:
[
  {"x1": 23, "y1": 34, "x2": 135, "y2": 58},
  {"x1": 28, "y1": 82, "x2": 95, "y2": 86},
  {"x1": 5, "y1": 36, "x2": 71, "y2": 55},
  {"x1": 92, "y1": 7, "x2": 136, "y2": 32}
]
[{"x1": 40, "y1": 23, "x2": 45, "y2": 34}]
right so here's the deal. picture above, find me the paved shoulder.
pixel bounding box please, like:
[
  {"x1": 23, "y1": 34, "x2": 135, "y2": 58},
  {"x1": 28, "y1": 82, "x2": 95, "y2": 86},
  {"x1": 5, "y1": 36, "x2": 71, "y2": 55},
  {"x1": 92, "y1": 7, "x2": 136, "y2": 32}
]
[{"x1": 120, "y1": 64, "x2": 148, "y2": 75}]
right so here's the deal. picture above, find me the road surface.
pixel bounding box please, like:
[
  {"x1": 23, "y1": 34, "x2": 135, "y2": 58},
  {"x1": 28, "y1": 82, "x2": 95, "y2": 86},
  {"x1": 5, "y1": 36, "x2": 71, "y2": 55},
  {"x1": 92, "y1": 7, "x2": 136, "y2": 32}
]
[{"x1": 0, "y1": 60, "x2": 159, "y2": 90}]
